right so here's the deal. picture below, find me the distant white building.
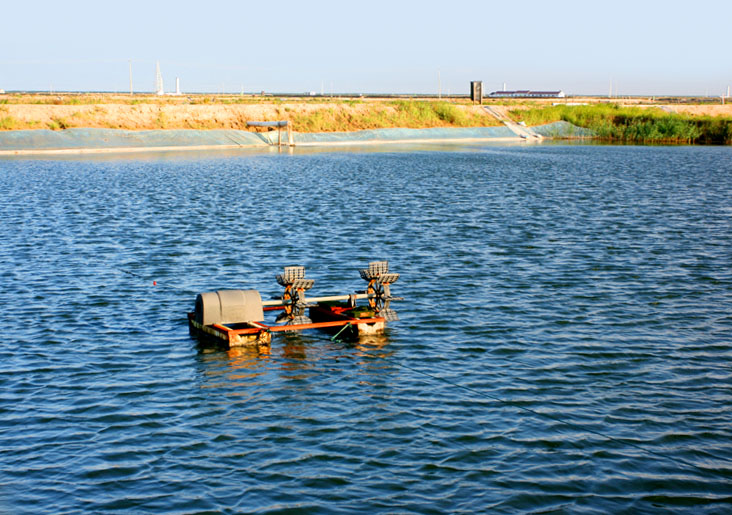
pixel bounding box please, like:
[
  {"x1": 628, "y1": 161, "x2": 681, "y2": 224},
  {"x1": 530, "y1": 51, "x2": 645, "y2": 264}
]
[{"x1": 489, "y1": 90, "x2": 565, "y2": 98}]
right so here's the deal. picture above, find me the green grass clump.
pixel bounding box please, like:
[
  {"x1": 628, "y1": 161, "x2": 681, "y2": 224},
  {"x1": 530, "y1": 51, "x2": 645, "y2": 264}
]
[
  {"x1": 0, "y1": 115, "x2": 19, "y2": 130},
  {"x1": 288, "y1": 100, "x2": 498, "y2": 132},
  {"x1": 692, "y1": 117, "x2": 732, "y2": 144},
  {"x1": 510, "y1": 104, "x2": 732, "y2": 144},
  {"x1": 392, "y1": 100, "x2": 494, "y2": 128},
  {"x1": 155, "y1": 109, "x2": 168, "y2": 129},
  {"x1": 393, "y1": 100, "x2": 438, "y2": 125},
  {"x1": 433, "y1": 102, "x2": 469, "y2": 125},
  {"x1": 48, "y1": 117, "x2": 71, "y2": 130}
]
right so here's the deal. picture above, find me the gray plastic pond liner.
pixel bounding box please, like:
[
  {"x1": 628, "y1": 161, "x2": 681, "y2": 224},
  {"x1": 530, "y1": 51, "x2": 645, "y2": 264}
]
[{"x1": 0, "y1": 122, "x2": 592, "y2": 154}]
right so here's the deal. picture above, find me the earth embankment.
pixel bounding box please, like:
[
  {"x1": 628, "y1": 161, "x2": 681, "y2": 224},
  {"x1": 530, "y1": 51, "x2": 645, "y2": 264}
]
[
  {"x1": 0, "y1": 95, "x2": 499, "y2": 132},
  {"x1": 2, "y1": 94, "x2": 730, "y2": 152}
]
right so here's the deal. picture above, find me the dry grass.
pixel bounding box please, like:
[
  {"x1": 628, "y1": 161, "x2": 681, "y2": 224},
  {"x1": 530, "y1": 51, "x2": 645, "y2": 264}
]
[{"x1": 0, "y1": 94, "x2": 499, "y2": 132}]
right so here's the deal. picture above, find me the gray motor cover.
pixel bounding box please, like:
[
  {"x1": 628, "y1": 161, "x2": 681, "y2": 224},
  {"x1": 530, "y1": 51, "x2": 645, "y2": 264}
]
[{"x1": 195, "y1": 289, "x2": 264, "y2": 326}]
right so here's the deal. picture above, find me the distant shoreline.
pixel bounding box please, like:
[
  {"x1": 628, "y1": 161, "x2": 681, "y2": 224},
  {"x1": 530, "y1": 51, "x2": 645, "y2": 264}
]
[
  {"x1": 2, "y1": 93, "x2": 730, "y2": 132},
  {"x1": 1, "y1": 94, "x2": 730, "y2": 150}
]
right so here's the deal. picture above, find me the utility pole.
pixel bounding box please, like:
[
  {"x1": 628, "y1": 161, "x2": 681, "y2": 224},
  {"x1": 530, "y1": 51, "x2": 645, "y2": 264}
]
[
  {"x1": 438, "y1": 71, "x2": 441, "y2": 99},
  {"x1": 129, "y1": 60, "x2": 133, "y2": 95}
]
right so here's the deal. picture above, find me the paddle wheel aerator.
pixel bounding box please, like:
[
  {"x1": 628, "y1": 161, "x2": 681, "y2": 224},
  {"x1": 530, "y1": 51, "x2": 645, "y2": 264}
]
[{"x1": 188, "y1": 261, "x2": 402, "y2": 347}]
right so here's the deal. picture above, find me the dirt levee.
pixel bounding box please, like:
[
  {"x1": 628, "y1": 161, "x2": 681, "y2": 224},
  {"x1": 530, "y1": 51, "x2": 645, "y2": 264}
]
[{"x1": 0, "y1": 95, "x2": 497, "y2": 132}]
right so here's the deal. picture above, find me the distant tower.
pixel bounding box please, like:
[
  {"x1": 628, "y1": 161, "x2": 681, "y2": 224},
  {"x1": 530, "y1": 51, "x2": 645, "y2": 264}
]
[
  {"x1": 175, "y1": 77, "x2": 181, "y2": 95},
  {"x1": 155, "y1": 62, "x2": 164, "y2": 95}
]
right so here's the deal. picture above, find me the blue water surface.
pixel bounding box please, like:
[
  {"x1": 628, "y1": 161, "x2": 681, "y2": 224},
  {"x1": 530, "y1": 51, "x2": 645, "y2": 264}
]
[{"x1": 1, "y1": 143, "x2": 731, "y2": 513}]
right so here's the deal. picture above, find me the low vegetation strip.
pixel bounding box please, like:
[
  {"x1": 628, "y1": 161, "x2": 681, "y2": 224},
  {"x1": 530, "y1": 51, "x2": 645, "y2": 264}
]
[
  {"x1": 0, "y1": 98, "x2": 500, "y2": 132},
  {"x1": 509, "y1": 104, "x2": 732, "y2": 144}
]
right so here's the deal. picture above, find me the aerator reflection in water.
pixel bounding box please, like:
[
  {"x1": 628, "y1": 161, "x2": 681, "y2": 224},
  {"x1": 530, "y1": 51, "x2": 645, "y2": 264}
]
[{"x1": 188, "y1": 261, "x2": 402, "y2": 347}]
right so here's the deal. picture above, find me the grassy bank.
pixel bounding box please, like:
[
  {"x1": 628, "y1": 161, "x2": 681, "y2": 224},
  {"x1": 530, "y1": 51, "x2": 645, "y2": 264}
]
[
  {"x1": 509, "y1": 104, "x2": 732, "y2": 144},
  {"x1": 0, "y1": 95, "x2": 499, "y2": 132}
]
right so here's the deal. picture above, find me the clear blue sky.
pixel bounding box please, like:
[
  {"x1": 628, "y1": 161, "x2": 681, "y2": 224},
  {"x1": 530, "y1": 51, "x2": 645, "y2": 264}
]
[{"x1": 1, "y1": 0, "x2": 730, "y2": 96}]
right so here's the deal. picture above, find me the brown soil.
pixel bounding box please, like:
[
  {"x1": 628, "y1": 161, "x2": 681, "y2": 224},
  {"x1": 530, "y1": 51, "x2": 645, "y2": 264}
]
[{"x1": 655, "y1": 105, "x2": 732, "y2": 116}]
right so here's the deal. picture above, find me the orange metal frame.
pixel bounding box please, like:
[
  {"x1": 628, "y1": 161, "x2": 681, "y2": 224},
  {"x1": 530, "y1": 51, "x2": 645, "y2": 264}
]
[
  {"x1": 214, "y1": 317, "x2": 385, "y2": 335},
  {"x1": 188, "y1": 312, "x2": 385, "y2": 343}
]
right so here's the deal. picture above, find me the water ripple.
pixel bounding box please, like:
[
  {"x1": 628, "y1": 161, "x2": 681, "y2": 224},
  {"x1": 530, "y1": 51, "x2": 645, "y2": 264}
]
[{"x1": 1, "y1": 145, "x2": 731, "y2": 513}]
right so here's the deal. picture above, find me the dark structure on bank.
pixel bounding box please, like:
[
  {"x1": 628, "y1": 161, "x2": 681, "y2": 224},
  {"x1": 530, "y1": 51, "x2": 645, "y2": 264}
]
[{"x1": 470, "y1": 81, "x2": 483, "y2": 104}]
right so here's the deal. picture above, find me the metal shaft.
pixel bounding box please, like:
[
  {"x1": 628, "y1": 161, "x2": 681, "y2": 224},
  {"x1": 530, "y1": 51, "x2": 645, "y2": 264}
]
[{"x1": 261, "y1": 293, "x2": 372, "y2": 307}]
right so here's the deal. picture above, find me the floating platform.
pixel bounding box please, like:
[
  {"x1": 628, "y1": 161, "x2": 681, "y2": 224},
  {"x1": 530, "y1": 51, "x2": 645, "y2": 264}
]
[{"x1": 188, "y1": 261, "x2": 401, "y2": 347}]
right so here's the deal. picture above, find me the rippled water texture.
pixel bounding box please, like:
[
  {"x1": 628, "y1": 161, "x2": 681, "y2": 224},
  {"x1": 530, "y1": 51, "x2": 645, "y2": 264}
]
[{"x1": 1, "y1": 144, "x2": 731, "y2": 513}]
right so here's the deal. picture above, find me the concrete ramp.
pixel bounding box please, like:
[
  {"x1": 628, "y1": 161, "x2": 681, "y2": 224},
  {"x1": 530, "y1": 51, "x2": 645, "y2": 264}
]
[{"x1": 483, "y1": 106, "x2": 543, "y2": 140}]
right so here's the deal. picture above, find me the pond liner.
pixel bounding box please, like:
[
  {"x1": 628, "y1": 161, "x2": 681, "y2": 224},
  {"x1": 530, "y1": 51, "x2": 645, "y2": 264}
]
[{"x1": 0, "y1": 122, "x2": 591, "y2": 155}]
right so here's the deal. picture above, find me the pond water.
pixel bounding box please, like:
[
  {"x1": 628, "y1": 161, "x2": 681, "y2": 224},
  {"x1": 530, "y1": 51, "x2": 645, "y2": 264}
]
[{"x1": 1, "y1": 143, "x2": 731, "y2": 513}]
